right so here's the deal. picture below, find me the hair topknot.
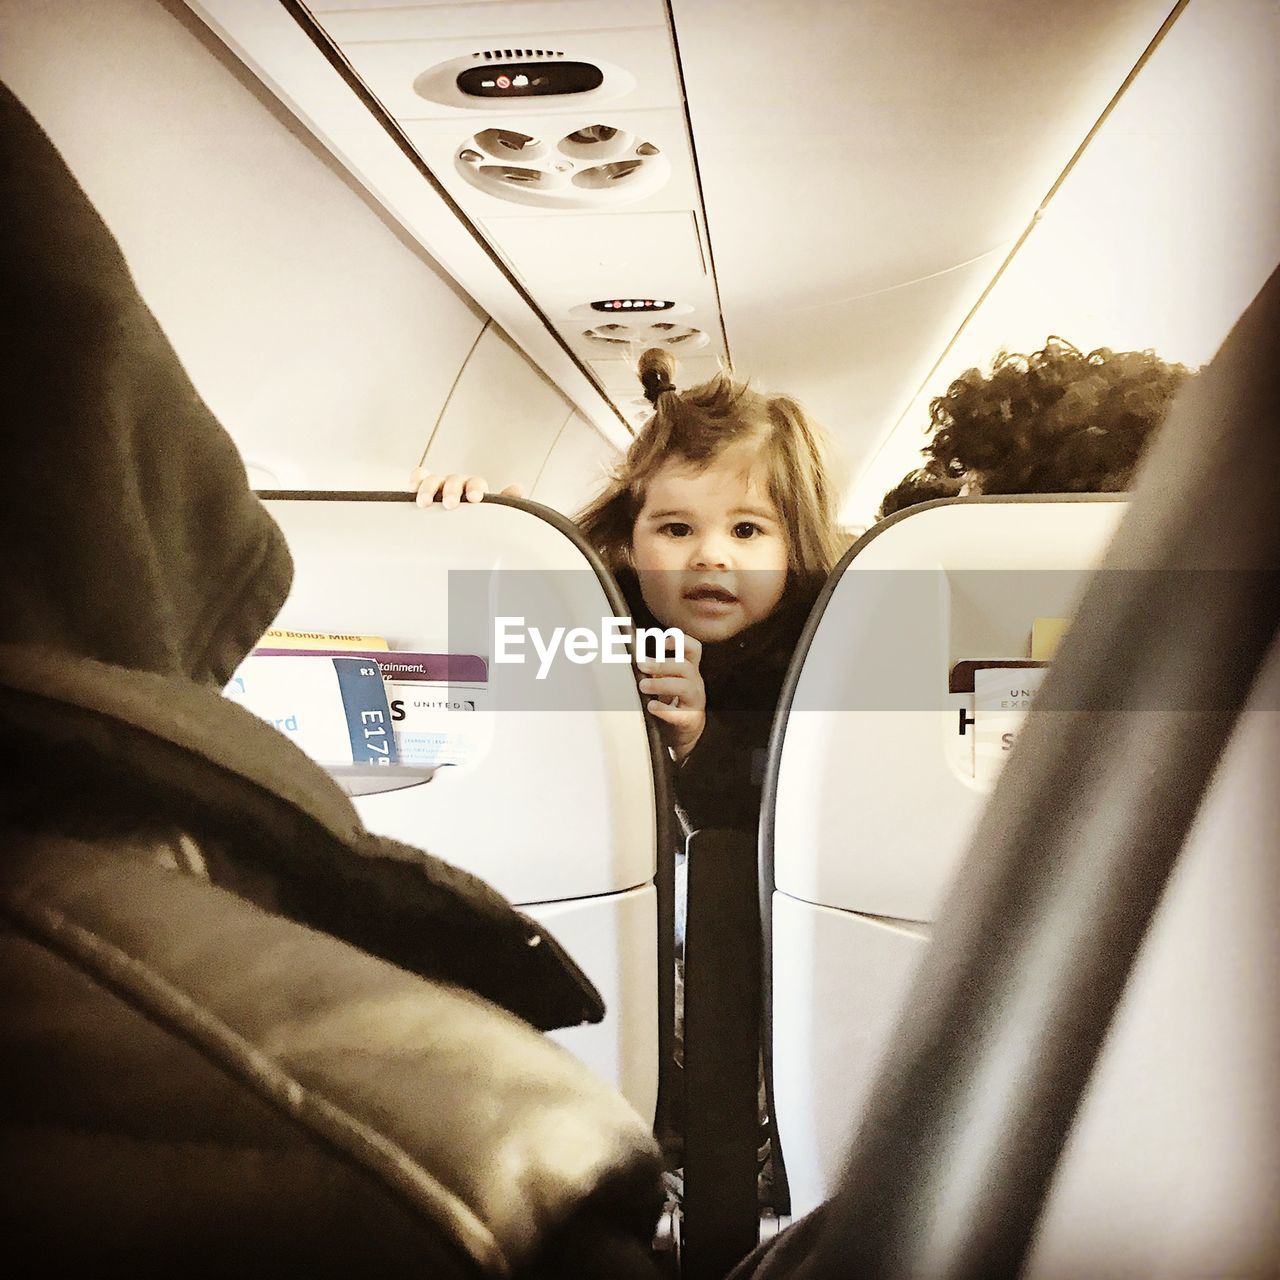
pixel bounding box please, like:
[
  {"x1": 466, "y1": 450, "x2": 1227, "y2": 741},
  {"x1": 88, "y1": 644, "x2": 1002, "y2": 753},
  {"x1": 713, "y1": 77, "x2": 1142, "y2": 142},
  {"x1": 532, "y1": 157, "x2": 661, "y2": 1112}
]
[{"x1": 637, "y1": 347, "x2": 677, "y2": 405}]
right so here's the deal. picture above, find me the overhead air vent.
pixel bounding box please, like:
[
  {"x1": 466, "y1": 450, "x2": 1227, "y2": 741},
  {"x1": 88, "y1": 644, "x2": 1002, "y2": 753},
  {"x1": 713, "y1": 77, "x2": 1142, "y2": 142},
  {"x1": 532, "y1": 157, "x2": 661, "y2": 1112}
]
[
  {"x1": 571, "y1": 300, "x2": 708, "y2": 352},
  {"x1": 583, "y1": 323, "x2": 631, "y2": 346},
  {"x1": 473, "y1": 129, "x2": 549, "y2": 161},
  {"x1": 455, "y1": 124, "x2": 669, "y2": 208},
  {"x1": 414, "y1": 50, "x2": 634, "y2": 110},
  {"x1": 581, "y1": 320, "x2": 709, "y2": 352}
]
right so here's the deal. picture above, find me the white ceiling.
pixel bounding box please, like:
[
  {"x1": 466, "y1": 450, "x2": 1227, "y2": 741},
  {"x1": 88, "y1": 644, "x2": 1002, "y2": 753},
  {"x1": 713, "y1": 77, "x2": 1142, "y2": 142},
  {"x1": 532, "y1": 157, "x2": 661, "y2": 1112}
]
[
  {"x1": 670, "y1": 0, "x2": 1181, "y2": 475},
  {"x1": 185, "y1": 0, "x2": 1279, "y2": 516}
]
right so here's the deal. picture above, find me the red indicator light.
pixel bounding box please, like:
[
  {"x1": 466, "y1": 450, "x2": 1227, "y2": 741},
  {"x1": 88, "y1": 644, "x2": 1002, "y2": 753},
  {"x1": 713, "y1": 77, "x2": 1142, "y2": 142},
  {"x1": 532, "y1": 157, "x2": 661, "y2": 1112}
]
[{"x1": 496, "y1": 74, "x2": 512, "y2": 89}]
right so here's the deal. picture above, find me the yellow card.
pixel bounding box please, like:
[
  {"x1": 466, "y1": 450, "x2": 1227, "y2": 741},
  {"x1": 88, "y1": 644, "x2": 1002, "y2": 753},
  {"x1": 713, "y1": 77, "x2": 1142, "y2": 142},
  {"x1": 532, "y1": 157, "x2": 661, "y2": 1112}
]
[{"x1": 1031, "y1": 617, "x2": 1070, "y2": 661}]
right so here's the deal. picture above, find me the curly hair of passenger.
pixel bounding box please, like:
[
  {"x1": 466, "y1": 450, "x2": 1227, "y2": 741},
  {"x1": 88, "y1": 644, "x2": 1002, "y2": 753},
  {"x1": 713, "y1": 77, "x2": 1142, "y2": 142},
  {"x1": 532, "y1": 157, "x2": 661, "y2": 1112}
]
[
  {"x1": 575, "y1": 347, "x2": 847, "y2": 579},
  {"x1": 876, "y1": 465, "x2": 964, "y2": 520},
  {"x1": 921, "y1": 337, "x2": 1192, "y2": 496}
]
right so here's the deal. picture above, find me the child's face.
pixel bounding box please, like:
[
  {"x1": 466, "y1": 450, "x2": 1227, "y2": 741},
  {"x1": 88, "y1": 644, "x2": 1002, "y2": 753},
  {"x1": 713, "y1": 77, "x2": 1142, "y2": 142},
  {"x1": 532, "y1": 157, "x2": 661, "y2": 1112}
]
[{"x1": 631, "y1": 443, "x2": 788, "y2": 643}]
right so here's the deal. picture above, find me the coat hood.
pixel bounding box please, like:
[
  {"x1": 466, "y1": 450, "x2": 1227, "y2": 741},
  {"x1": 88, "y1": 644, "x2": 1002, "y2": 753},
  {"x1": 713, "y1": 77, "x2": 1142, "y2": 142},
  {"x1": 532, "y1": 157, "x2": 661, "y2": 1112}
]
[
  {"x1": 0, "y1": 81, "x2": 289, "y2": 686},
  {"x1": 0, "y1": 81, "x2": 604, "y2": 1034}
]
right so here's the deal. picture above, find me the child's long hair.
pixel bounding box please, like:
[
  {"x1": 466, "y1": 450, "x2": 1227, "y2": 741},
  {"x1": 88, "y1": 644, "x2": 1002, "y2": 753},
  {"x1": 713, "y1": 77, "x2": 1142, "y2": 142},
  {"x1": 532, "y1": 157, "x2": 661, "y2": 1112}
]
[{"x1": 576, "y1": 349, "x2": 846, "y2": 581}]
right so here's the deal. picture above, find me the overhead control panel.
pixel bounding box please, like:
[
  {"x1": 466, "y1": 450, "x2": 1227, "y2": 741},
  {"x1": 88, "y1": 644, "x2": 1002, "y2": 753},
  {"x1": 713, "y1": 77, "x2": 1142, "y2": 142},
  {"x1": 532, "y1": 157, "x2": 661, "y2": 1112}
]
[
  {"x1": 457, "y1": 60, "x2": 602, "y2": 99},
  {"x1": 186, "y1": 0, "x2": 727, "y2": 435},
  {"x1": 414, "y1": 49, "x2": 634, "y2": 110}
]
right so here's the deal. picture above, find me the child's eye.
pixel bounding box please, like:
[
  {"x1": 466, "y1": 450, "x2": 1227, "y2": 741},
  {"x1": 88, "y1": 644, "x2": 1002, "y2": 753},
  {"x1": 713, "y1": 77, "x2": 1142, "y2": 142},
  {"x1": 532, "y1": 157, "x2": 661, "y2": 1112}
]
[
  {"x1": 732, "y1": 521, "x2": 763, "y2": 539},
  {"x1": 659, "y1": 522, "x2": 692, "y2": 537}
]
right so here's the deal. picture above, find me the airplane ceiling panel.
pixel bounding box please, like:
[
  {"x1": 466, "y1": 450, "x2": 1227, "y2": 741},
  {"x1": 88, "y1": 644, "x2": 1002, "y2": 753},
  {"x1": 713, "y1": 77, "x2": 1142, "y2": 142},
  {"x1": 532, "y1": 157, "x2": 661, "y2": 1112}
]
[
  {"x1": 1, "y1": 0, "x2": 522, "y2": 493},
  {"x1": 186, "y1": 0, "x2": 681, "y2": 448},
  {"x1": 420, "y1": 323, "x2": 574, "y2": 490},
  {"x1": 488, "y1": 208, "x2": 705, "y2": 280},
  {"x1": 486, "y1": 208, "x2": 714, "y2": 328},
  {"x1": 738, "y1": 255, "x2": 1002, "y2": 477},
  {"x1": 308, "y1": 0, "x2": 664, "y2": 35},
  {"x1": 843, "y1": 0, "x2": 1280, "y2": 525},
  {"x1": 670, "y1": 0, "x2": 1182, "y2": 472},
  {"x1": 183, "y1": 0, "x2": 1229, "y2": 504},
  {"x1": 303, "y1": 0, "x2": 727, "y2": 395},
  {"x1": 230, "y1": 0, "x2": 726, "y2": 442},
  {"x1": 530, "y1": 411, "x2": 619, "y2": 511}
]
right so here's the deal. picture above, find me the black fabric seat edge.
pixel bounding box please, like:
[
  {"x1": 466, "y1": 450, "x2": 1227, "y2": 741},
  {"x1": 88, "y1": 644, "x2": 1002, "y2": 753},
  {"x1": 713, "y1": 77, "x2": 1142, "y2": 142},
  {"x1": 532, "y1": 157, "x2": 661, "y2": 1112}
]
[{"x1": 682, "y1": 827, "x2": 765, "y2": 1279}]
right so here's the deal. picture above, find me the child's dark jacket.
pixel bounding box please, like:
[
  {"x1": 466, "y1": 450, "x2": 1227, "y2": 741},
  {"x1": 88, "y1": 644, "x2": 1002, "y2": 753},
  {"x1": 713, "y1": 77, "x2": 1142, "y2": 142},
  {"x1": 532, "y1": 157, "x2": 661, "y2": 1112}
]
[{"x1": 618, "y1": 571, "x2": 820, "y2": 833}]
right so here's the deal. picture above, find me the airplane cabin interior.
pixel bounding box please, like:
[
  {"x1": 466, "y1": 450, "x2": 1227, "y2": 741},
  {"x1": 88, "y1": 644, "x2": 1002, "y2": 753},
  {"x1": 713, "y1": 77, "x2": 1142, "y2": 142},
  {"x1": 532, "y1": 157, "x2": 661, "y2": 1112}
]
[{"x1": 1, "y1": 2, "x2": 1277, "y2": 1277}]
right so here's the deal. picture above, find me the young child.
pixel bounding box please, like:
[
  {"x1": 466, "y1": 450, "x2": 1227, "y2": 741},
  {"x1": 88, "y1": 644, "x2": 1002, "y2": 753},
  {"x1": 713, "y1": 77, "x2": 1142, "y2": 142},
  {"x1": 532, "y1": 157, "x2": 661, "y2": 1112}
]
[{"x1": 412, "y1": 347, "x2": 846, "y2": 833}]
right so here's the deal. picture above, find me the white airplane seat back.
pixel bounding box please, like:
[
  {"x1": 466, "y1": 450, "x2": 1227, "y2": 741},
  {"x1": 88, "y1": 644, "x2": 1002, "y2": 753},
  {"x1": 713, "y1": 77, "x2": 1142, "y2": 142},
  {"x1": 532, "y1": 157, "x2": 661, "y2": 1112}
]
[
  {"x1": 260, "y1": 494, "x2": 661, "y2": 1121},
  {"x1": 768, "y1": 494, "x2": 1280, "y2": 1275},
  {"x1": 773, "y1": 496, "x2": 1128, "y2": 920},
  {"x1": 769, "y1": 496, "x2": 1128, "y2": 1213}
]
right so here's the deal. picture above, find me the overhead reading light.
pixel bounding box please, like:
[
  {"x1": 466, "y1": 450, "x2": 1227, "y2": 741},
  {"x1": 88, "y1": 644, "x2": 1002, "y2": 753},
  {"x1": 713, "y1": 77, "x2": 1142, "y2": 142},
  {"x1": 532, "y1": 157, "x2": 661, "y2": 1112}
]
[
  {"x1": 591, "y1": 299, "x2": 675, "y2": 312},
  {"x1": 414, "y1": 50, "x2": 635, "y2": 111},
  {"x1": 454, "y1": 123, "x2": 669, "y2": 209}
]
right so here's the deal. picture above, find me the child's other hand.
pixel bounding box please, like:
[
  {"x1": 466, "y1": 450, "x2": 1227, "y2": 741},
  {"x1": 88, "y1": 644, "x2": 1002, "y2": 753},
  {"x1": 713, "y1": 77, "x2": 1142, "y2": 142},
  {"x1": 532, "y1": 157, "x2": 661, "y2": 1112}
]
[
  {"x1": 637, "y1": 634, "x2": 705, "y2": 762},
  {"x1": 410, "y1": 469, "x2": 524, "y2": 509}
]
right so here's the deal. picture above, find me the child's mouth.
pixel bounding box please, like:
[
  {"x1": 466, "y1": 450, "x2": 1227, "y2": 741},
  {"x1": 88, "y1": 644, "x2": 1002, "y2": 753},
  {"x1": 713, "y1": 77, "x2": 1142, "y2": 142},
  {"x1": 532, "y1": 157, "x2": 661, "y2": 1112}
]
[{"x1": 683, "y1": 584, "x2": 738, "y2": 605}]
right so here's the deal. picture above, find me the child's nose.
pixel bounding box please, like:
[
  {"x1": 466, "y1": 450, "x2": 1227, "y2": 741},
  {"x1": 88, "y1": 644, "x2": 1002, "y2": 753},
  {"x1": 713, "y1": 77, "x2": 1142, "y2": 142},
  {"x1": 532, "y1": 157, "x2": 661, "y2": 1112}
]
[{"x1": 689, "y1": 531, "x2": 731, "y2": 570}]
